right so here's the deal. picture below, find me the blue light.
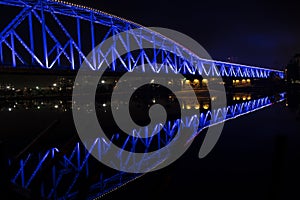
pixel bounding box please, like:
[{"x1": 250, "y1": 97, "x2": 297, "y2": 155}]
[
  {"x1": 9, "y1": 92, "x2": 286, "y2": 199},
  {"x1": 0, "y1": 0, "x2": 285, "y2": 78},
  {"x1": 1, "y1": 0, "x2": 286, "y2": 198}
]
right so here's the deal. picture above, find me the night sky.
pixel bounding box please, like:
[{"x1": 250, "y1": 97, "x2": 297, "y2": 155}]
[{"x1": 68, "y1": 0, "x2": 300, "y2": 70}]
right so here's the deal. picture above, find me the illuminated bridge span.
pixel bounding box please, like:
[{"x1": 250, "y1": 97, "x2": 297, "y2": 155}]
[
  {"x1": 0, "y1": 0, "x2": 286, "y2": 199},
  {"x1": 0, "y1": 0, "x2": 284, "y2": 78}
]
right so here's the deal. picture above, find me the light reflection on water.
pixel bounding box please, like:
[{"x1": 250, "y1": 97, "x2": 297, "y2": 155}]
[{"x1": 0, "y1": 92, "x2": 271, "y2": 113}]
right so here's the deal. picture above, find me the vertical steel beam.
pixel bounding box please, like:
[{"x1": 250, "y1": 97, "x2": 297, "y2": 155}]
[
  {"x1": 10, "y1": 33, "x2": 16, "y2": 67},
  {"x1": 41, "y1": 1, "x2": 48, "y2": 68},
  {"x1": 77, "y1": 142, "x2": 80, "y2": 169},
  {"x1": 51, "y1": 148, "x2": 57, "y2": 199},
  {"x1": 90, "y1": 13, "x2": 96, "y2": 69},
  {"x1": 152, "y1": 35, "x2": 157, "y2": 71},
  {"x1": 70, "y1": 40, "x2": 74, "y2": 70},
  {"x1": 76, "y1": 18, "x2": 82, "y2": 65},
  {"x1": 57, "y1": 47, "x2": 60, "y2": 66},
  {"x1": 111, "y1": 28, "x2": 116, "y2": 71},
  {"x1": 126, "y1": 30, "x2": 132, "y2": 71},
  {"x1": 28, "y1": 12, "x2": 35, "y2": 64}
]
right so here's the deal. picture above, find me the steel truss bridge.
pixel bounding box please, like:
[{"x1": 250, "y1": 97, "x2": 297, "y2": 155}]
[
  {"x1": 0, "y1": 0, "x2": 284, "y2": 78},
  {"x1": 0, "y1": 0, "x2": 285, "y2": 199}
]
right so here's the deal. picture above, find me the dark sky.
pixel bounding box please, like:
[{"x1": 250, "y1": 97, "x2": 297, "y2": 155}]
[{"x1": 67, "y1": 0, "x2": 300, "y2": 70}]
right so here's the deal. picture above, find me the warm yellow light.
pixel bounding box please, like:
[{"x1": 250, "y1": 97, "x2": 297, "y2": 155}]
[
  {"x1": 185, "y1": 80, "x2": 191, "y2": 84},
  {"x1": 242, "y1": 79, "x2": 246, "y2": 84},
  {"x1": 235, "y1": 80, "x2": 240, "y2": 83},
  {"x1": 247, "y1": 96, "x2": 251, "y2": 100},
  {"x1": 233, "y1": 80, "x2": 236, "y2": 84},
  {"x1": 193, "y1": 79, "x2": 199, "y2": 84},
  {"x1": 202, "y1": 79, "x2": 208, "y2": 84},
  {"x1": 203, "y1": 104, "x2": 209, "y2": 109},
  {"x1": 194, "y1": 104, "x2": 200, "y2": 109},
  {"x1": 233, "y1": 96, "x2": 236, "y2": 100},
  {"x1": 246, "y1": 79, "x2": 251, "y2": 83},
  {"x1": 186, "y1": 105, "x2": 191, "y2": 110},
  {"x1": 236, "y1": 96, "x2": 240, "y2": 100},
  {"x1": 242, "y1": 96, "x2": 246, "y2": 101}
]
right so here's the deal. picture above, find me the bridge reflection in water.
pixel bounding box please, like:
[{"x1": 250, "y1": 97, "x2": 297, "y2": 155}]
[{"x1": 3, "y1": 91, "x2": 285, "y2": 200}]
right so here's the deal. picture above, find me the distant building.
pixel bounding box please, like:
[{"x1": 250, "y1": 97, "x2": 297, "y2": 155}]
[
  {"x1": 286, "y1": 53, "x2": 300, "y2": 83},
  {"x1": 285, "y1": 54, "x2": 300, "y2": 111}
]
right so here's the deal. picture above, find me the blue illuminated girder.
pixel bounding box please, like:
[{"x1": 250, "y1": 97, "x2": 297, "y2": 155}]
[
  {"x1": 0, "y1": 0, "x2": 284, "y2": 78},
  {"x1": 9, "y1": 92, "x2": 286, "y2": 199}
]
